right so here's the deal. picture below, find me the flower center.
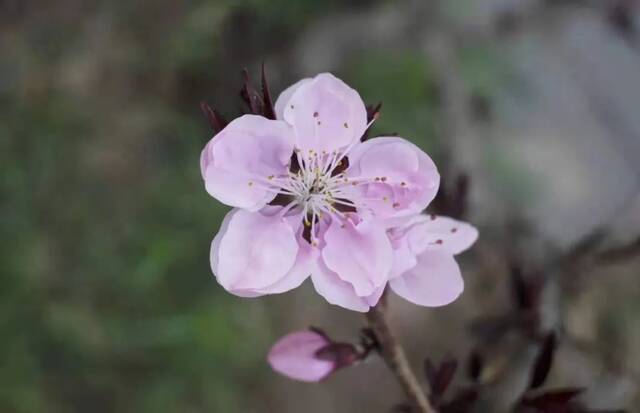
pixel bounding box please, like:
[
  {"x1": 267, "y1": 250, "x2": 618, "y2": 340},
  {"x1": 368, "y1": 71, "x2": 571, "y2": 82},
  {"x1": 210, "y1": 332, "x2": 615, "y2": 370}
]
[
  {"x1": 255, "y1": 149, "x2": 363, "y2": 246},
  {"x1": 286, "y1": 150, "x2": 352, "y2": 219},
  {"x1": 251, "y1": 146, "x2": 393, "y2": 246},
  {"x1": 253, "y1": 148, "x2": 396, "y2": 224}
]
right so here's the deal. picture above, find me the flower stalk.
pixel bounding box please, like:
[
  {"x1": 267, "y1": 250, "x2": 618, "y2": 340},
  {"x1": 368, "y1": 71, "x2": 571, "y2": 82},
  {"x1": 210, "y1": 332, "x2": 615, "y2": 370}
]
[{"x1": 366, "y1": 300, "x2": 437, "y2": 413}]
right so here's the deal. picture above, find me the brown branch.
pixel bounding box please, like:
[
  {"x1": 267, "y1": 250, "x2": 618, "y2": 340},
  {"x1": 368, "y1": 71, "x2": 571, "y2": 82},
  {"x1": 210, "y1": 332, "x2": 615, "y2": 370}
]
[
  {"x1": 366, "y1": 302, "x2": 437, "y2": 413},
  {"x1": 591, "y1": 236, "x2": 640, "y2": 264},
  {"x1": 561, "y1": 229, "x2": 640, "y2": 271}
]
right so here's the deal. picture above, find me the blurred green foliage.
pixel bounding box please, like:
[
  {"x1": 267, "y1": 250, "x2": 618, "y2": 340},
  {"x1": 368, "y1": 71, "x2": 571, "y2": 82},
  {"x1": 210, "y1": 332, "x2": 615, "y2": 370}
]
[{"x1": 0, "y1": 84, "x2": 265, "y2": 412}]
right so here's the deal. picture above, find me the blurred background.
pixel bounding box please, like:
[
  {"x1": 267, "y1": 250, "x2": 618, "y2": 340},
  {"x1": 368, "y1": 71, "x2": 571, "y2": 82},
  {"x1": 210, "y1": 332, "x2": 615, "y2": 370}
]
[{"x1": 1, "y1": 0, "x2": 639, "y2": 411}]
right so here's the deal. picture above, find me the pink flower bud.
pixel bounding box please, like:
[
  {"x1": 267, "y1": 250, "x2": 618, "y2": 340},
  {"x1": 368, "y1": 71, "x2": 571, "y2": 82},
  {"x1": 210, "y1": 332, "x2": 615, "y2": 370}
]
[{"x1": 267, "y1": 329, "x2": 350, "y2": 382}]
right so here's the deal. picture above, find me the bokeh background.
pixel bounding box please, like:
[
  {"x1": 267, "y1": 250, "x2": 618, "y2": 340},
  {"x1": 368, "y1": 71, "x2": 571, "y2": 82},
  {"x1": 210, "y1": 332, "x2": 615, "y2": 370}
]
[{"x1": 2, "y1": 0, "x2": 639, "y2": 412}]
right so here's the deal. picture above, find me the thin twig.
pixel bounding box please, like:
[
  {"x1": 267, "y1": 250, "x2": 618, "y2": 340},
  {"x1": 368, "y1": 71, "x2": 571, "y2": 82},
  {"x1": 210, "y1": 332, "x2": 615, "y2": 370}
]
[
  {"x1": 366, "y1": 302, "x2": 437, "y2": 413},
  {"x1": 593, "y1": 237, "x2": 640, "y2": 263}
]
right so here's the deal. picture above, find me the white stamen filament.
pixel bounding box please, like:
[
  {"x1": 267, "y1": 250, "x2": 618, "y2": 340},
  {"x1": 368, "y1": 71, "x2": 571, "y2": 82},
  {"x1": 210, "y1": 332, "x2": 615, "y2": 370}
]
[
  {"x1": 250, "y1": 114, "x2": 383, "y2": 244},
  {"x1": 254, "y1": 150, "x2": 384, "y2": 244}
]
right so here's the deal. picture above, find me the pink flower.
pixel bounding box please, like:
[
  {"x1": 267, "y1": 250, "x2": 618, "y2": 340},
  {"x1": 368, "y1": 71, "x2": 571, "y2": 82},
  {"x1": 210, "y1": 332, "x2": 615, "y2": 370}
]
[
  {"x1": 267, "y1": 329, "x2": 358, "y2": 382},
  {"x1": 202, "y1": 73, "x2": 477, "y2": 311}
]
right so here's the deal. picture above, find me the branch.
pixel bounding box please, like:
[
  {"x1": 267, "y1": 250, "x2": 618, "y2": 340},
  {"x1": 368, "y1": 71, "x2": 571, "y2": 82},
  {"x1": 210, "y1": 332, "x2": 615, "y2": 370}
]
[
  {"x1": 366, "y1": 302, "x2": 437, "y2": 413},
  {"x1": 591, "y1": 236, "x2": 640, "y2": 265}
]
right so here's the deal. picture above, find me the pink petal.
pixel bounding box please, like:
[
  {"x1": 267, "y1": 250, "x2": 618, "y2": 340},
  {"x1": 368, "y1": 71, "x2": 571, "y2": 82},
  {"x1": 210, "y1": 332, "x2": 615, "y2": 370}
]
[
  {"x1": 282, "y1": 73, "x2": 367, "y2": 154},
  {"x1": 322, "y1": 219, "x2": 392, "y2": 297},
  {"x1": 388, "y1": 229, "x2": 418, "y2": 280},
  {"x1": 211, "y1": 209, "x2": 299, "y2": 294},
  {"x1": 389, "y1": 250, "x2": 464, "y2": 307},
  {"x1": 405, "y1": 215, "x2": 479, "y2": 256},
  {"x1": 310, "y1": 260, "x2": 372, "y2": 312},
  {"x1": 364, "y1": 284, "x2": 386, "y2": 307},
  {"x1": 201, "y1": 115, "x2": 295, "y2": 211},
  {"x1": 347, "y1": 137, "x2": 440, "y2": 218},
  {"x1": 236, "y1": 226, "x2": 315, "y2": 296},
  {"x1": 274, "y1": 77, "x2": 312, "y2": 120},
  {"x1": 210, "y1": 209, "x2": 236, "y2": 277},
  {"x1": 267, "y1": 330, "x2": 334, "y2": 382}
]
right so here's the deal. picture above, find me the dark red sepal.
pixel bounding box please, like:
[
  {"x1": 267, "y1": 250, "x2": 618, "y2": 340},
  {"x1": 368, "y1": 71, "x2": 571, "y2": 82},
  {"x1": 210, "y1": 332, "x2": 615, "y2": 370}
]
[{"x1": 200, "y1": 101, "x2": 228, "y2": 133}]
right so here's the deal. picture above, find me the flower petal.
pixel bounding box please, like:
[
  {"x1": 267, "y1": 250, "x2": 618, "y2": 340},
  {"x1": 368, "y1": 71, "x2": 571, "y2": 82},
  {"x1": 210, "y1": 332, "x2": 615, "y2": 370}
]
[
  {"x1": 388, "y1": 228, "x2": 418, "y2": 279},
  {"x1": 211, "y1": 209, "x2": 299, "y2": 294},
  {"x1": 347, "y1": 137, "x2": 440, "y2": 218},
  {"x1": 390, "y1": 250, "x2": 464, "y2": 307},
  {"x1": 274, "y1": 77, "x2": 312, "y2": 120},
  {"x1": 364, "y1": 285, "x2": 386, "y2": 307},
  {"x1": 282, "y1": 73, "x2": 367, "y2": 154},
  {"x1": 267, "y1": 330, "x2": 334, "y2": 382},
  {"x1": 210, "y1": 207, "x2": 235, "y2": 279},
  {"x1": 201, "y1": 115, "x2": 295, "y2": 211},
  {"x1": 310, "y1": 261, "x2": 373, "y2": 312},
  {"x1": 237, "y1": 226, "x2": 314, "y2": 296},
  {"x1": 322, "y1": 219, "x2": 392, "y2": 297},
  {"x1": 405, "y1": 215, "x2": 478, "y2": 256}
]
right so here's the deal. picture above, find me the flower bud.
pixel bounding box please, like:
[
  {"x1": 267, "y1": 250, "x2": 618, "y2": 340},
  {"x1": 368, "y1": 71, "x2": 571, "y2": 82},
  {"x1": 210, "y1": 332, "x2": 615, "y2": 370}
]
[{"x1": 267, "y1": 329, "x2": 359, "y2": 382}]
